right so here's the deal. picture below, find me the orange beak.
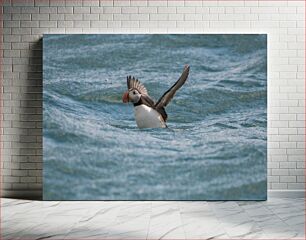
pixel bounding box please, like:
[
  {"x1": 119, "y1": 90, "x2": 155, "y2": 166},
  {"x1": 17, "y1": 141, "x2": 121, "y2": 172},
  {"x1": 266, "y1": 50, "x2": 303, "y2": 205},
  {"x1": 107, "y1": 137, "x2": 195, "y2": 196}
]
[{"x1": 122, "y1": 91, "x2": 129, "y2": 103}]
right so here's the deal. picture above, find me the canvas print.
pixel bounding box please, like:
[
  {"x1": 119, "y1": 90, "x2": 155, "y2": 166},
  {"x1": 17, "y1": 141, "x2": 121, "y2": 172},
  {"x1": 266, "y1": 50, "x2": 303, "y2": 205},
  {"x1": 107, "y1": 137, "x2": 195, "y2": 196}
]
[{"x1": 43, "y1": 34, "x2": 267, "y2": 200}]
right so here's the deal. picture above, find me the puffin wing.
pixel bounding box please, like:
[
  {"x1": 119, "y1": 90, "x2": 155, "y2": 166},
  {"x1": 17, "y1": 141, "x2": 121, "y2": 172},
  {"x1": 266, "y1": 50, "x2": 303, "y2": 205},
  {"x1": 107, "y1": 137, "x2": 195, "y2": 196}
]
[
  {"x1": 127, "y1": 76, "x2": 156, "y2": 107},
  {"x1": 127, "y1": 76, "x2": 148, "y2": 95},
  {"x1": 140, "y1": 94, "x2": 155, "y2": 107},
  {"x1": 155, "y1": 65, "x2": 190, "y2": 110}
]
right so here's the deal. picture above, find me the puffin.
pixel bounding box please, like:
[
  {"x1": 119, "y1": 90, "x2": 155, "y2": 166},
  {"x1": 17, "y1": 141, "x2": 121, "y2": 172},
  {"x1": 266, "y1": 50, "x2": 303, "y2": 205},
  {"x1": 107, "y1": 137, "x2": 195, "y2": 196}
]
[{"x1": 122, "y1": 65, "x2": 190, "y2": 128}]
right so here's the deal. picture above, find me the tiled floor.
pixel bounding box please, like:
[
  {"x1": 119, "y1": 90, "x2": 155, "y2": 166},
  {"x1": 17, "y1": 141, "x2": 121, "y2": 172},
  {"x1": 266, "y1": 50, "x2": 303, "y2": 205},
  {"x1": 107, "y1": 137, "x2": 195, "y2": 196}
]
[{"x1": 2, "y1": 197, "x2": 305, "y2": 239}]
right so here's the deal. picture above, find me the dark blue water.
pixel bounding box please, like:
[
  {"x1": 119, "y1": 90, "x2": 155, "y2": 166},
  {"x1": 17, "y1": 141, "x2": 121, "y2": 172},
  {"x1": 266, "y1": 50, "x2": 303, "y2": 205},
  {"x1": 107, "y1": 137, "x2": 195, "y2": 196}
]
[{"x1": 43, "y1": 34, "x2": 267, "y2": 200}]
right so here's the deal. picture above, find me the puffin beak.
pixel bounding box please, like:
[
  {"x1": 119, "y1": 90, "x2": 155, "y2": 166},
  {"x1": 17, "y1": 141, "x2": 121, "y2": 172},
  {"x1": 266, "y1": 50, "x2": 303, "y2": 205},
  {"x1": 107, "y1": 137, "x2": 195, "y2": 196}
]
[{"x1": 122, "y1": 91, "x2": 129, "y2": 103}]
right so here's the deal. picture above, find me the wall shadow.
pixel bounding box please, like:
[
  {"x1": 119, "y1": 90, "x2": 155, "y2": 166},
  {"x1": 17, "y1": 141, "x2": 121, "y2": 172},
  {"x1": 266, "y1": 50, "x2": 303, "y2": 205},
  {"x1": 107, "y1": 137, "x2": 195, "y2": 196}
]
[{"x1": 12, "y1": 38, "x2": 43, "y2": 200}]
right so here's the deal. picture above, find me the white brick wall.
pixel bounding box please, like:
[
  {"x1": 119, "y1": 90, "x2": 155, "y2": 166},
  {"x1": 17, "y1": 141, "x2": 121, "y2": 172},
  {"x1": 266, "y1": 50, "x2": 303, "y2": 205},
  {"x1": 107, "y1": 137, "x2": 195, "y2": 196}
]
[{"x1": 1, "y1": 0, "x2": 305, "y2": 198}]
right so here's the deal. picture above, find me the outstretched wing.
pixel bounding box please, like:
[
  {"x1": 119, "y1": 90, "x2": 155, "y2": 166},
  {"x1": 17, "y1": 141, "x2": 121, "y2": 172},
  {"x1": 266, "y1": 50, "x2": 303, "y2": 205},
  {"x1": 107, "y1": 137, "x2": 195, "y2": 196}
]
[
  {"x1": 140, "y1": 94, "x2": 155, "y2": 108},
  {"x1": 127, "y1": 76, "x2": 148, "y2": 96},
  {"x1": 127, "y1": 76, "x2": 155, "y2": 106},
  {"x1": 155, "y1": 65, "x2": 190, "y2": 110}
]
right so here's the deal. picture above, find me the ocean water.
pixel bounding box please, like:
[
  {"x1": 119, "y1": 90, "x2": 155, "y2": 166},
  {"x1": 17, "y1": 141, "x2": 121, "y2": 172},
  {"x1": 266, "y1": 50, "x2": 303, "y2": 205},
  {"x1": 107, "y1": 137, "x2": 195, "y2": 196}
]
[{"x1": 43, "y1": 34, "x2": 267, "y2": 200}]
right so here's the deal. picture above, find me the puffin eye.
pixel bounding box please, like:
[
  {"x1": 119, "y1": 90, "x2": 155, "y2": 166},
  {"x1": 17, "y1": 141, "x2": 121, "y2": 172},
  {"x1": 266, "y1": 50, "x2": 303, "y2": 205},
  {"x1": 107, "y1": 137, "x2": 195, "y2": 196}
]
[{"x1": 133, "y1": 91, "x2": 136, "y2": 95}]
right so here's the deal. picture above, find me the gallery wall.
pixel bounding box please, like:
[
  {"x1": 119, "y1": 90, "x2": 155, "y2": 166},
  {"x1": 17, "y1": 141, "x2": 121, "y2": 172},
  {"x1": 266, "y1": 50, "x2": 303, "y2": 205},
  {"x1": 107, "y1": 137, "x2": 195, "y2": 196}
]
[{"x1": 1, "y1": 0, "x2": 305, "y2": 198}]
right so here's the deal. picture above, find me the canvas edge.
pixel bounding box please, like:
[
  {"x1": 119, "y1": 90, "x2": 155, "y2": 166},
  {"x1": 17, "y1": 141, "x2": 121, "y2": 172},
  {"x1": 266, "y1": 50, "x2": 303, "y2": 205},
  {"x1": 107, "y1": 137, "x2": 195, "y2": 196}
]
[{"x1": 2, "y1": 190, "x2": 304, "y2": 200}]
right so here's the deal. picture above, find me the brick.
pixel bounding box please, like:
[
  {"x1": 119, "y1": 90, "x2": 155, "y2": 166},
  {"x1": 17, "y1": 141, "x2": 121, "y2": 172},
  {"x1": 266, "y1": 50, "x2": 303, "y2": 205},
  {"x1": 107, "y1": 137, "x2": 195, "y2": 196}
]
[
  {"x1": 99, "y1": 0, "x2": 113, "y2": 6},
  {"x1": 280, "y1": 176, "x2": 296, "y2": 183},
  {"x1": 74, "y1": 21, "x2": 90, "y2": 28},
  {"x1": 234, "y1": 7, "x2": 251, "y2": 13},
  {"x1": 158, "y1": 7, "x2": 176, "y2": 14},
  {"x1": 168, "y1": 14, "x2": 184, "y2": 21},
  {"x1": 279, "y1": 100, "x2": 299, "y2": 107},
  {"x1": 12, "y1": 13, "x2": 31, "y2": 20},
  {"x1": 49, "y1": 0, "x2": 65, "y2": 6},
  {"x1": 279, "y1": 128, "x2": 297, "y2": 135},
  {"x1": 4, "y1": 176, "x2": 20, "y2": 183},
  {"x1": 297, "y1": 162, "x2": 305, "y2": 169},
  {"x1": 20, "y1": 176, "x2": 36, "y2": 183},
  {"x1": 158, "y1": 21, "x2": 176, "y2": 28},
  {"x1": 209, "y1": 7, "x2": 224, "y2": 13},
  {"x1": 210, "y1": 21, "x2": 234, "y2": 28},
  {"x1": 57, "y1": 7, "x2": 73, "y2": 14},
  {"x1": 202, "y1": 14, "x2": 218, "y2": 21},
  {"x1": 251, "y1": 7, "x2": 279, "y2": 14},
  {"x1": 150, "y1": 14, "x2": 167, "y2": 21},
  {"x1": 139, "y1": 21, "x2": 158, "y2": 28},
  {"x1": 280, "y1": 162, "x2": 296, "y2": 169},
  {"x1": 272, "y1": 169, "x2": 289, "y2": 176},
  {"x1": 219, "y1": 14, "x2": 244, "y2": 21},
  {"x1": 279, "y1": 7, "x2": 297, "y2": 14},
  {"x1": 103, "y1": 6, "x2": 121, "y2": 13},
  {"x1": 121, "y1": 7, "x2": 138, "y2": 14},
  {"x1": 50, "y1": 14, "x2": 65, "y2": 20},
  {"x1": 3, "y1": 6, "x2": 22, "y2": 13},
  {"x1": 289, "y1": 121, "x2": 304, "y2": 128},
  {"x1": 12, "y1": 170, "x2": 28, "y2": 177},
  {"x1": 271, "y1": 183, "x2": 287, "y2": 189},
  {"x1": 251, "y1": 21, "x2": 279, "y2": 28},
  {"x1": 108, "y1": 21, "x2": 121, "y2": 28},
  {"x1": 39, "y1": 20, "x2": 57, "y2": 28},
  {"x1": 4, "y1": 20, "x2": 20, "y2": 28},
  {"x1": 195, "y1": 7, "x2": 209, "y2": 14},
  {"x1": 185, "y1": 0, "x2": 202, "y2": 6},
  {"x1": 35, "y1": 0, "x2": 49, "y2": 6},
  {"x1": 138, "y1": 7, "x2": 157, "y2": 13},
  {"x1": 12, "y1": 28, "x2": 31, "y2": 35},
  {"x1": 279, "y1": 114, "x2": 296, "y2": 121},
  {"x1": 31, "y1": 28, "x2": 49, "y2": 35},
  {"x1": 121, "y1": 20, "x2": 139, "y2": 28},
  {"x1": 4, "y1": 50, "x2": 21, "y2": 58},
  {"x1": 39, "y1": 6, "x2": 57, "y2": 13},
  {"x1": 90, "y1": 7, "x2": 104, "y2": 13},
  {"x1": 114, "y1": 1, "x2": 130, "y2": 6},
  {"x1": 28, "y1": 170, "x2": 42, "y2": 177},
  {"x1": 288, "y1": 183, "x2": 305, "y2": 189},
  {"x1": 83, "y1": 13, "x2": 99, "y2": 20},
  {"x1": 177, "y1": 7, "x2": 196, "y2": 14},
  {"x1": 90, "y1": 21, "x2": 108, "y2": 28},
  {"x1": 185, "y1": 14, "x2": 202, "y2": 21},
  {"x1": 33, "y1": 13, "x2": 50, "y2": 20},
  {"x1": 287, "y1": 149, "x2": 305, "y2": 156},
  {"x1": 219, "y1": 1, "x2": 244, "y2": 6},
  {"x1": 99, "y1": 14, "x2": 113, "y2": 20},
  {"x1": 21, "y1": 21, "x2": 39, "y2": 28},
  {"x1": 12, "y1": 0, "x2": 34, "y2": 6},
  {"x1": 148, "y1": 0, "x2": 167, "y2": 7},
  {"x1": 268, "y1": 176, "x2": 279, "y2": 183},
  {"x1": 63, "y1": 0, "x2": 82, "y2": 6},
  {"x1": 74, "y1": 7, "x2": 90, "y2": 14},
  {"x1": 297, "y1": 176, "x2": 305, "y2": 183},
  {"x1": 21, "y1": 6, "x2": 39, "y2": 13},
  {"x1": 268, "y1": 162, "x2": 279, "y2": 169},
  {"x1": 289, "y1": 169, "x2": 304, "y2": 176},
  {"x1": 130, "y1": 14, "x2": 149, "y2": 21},
  {"x1": 65, "y1": 14, "x2": 83, "y2": 20},
  {"x1": 177, "y1": 21, "x2": 194, "y2": 28},
  {"x1": 113, "y1": 14, "x2": 129, "y2": 21},
  {"x1": 83, "y1": 0, "x2": 99, "y2": 6},
  {"x1": 57, "y1": 20, "x2": 73, "y2": 28},
  {"x1": 131, "y1": 0, "x2": 147, "y2": 6}
]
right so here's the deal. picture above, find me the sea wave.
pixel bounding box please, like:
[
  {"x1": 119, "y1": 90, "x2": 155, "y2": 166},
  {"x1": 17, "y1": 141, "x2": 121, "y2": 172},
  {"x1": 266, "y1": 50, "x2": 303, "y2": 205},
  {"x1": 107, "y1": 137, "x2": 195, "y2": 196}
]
[{"x1": 43, "y1": 34, "x2": 267, "y2": 200}]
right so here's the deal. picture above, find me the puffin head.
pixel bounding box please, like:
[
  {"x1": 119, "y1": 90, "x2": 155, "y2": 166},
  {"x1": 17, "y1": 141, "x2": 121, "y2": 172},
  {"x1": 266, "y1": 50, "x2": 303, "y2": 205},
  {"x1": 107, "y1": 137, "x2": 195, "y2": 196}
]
[
  {"x1": 122, "y1": 88, "x2": 141, "y2": 103},
  {"x1": 122, "y1": 76, "x2": 148, "y2": 104}
]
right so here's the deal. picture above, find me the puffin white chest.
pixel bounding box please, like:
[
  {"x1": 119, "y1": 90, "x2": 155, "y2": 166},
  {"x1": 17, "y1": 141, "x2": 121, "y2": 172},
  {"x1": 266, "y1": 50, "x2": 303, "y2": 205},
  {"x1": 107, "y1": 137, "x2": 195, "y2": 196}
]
[{"x1": 134, "y1": 105, "x2": 166, "y2": 128}]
